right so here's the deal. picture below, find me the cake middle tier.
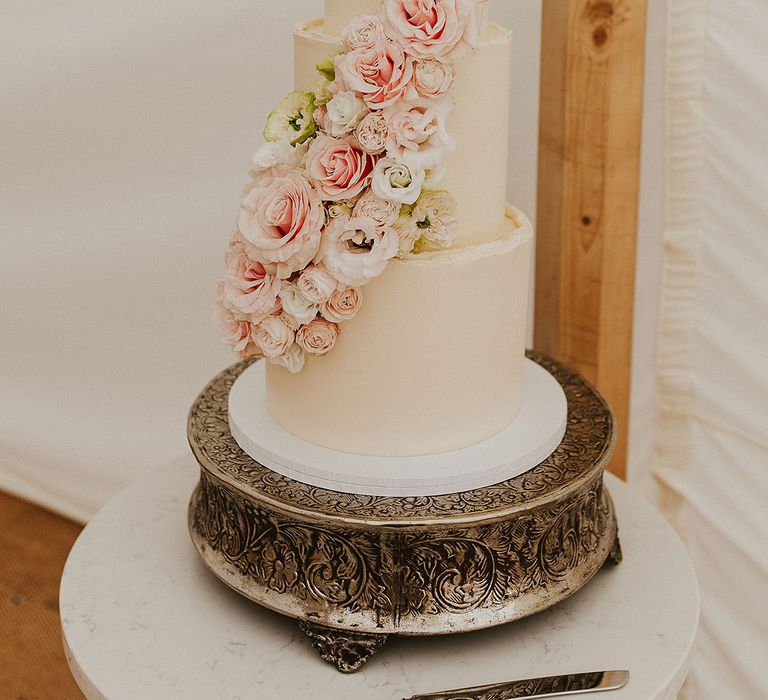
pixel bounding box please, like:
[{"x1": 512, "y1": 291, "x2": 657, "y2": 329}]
[
  {"x1": 266, "y1": 206, "x2": 533, "y2": 457},
  {"x1": 295, "y1": 18, "x2": 513, "y2": 247}
]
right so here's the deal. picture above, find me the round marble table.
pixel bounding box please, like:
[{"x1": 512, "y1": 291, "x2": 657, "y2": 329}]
[{"x1": 61, "y1": 460, "x2": 699, "y2": 700}]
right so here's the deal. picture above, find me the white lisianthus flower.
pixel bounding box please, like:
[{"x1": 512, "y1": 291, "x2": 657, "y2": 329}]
[
  {"x1": 413, "y1": 57, "x2": 455, "y2": 97},
  {"x1": 279, "y1": 282, "x2": 319, "y2": 326},
  {"x1": 342, "y1": 15, "x2": 386, "y2": 51},
  {"x1": 317, "y1": 215, "x2": 398, "y2": 287},
  {"x1": 393, "y1": 215, "x2": 421, "y2": 258},
  {"x1": 269, "y1": 343, "x2": 306, "y2": 374},
  {"x1": 297, "y1": 265, "x2": 338, "y2": 304},
  {"x1": 353, "y1": 190, "x2": 400, "y2": 227},
  {"x1": 264, "y1": 91, "x2": 317, "y2": 145},
  {"x1": 371, "y1": 158, "x2": 426, "y2": 205},
  {"x1": 250, "y1": 140, "x2": 308, "y2": 176},
  {"x1": 424, "y1": 162, "x2": 447, "y2": 188},
  {"x1": 326, "y1": 91, "x2": 369, "y2": 137},
  {"x1": 253, "y1": 314, "x2": 295, "y2": 358},
  {"x1": 412, "y1": 189, "x2": 458, "y2": 249},
  {"x1": 384, "y1": 97, "x2": 455, "y2": 169}
]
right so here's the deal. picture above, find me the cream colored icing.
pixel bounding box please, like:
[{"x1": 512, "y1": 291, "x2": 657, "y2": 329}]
[
  {"x1": 265, "y1": 207, "x2": 533, "y2": 457},
  {"x1": 294, "y1": 13, "x2": 512, "y2": 246}
]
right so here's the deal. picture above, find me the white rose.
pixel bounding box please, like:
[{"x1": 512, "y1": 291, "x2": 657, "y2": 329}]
[
  {"x1": 413, "y1": 57, "x2": 455, "y2": 97},
  {"x1": 353, "y1": 190, "x2": 400, "y2": 227},
  {"x1": 384, "y1": 97, "x2": 454, "y2": 170},
  {"x1": 250, "y1": 140, "x2": 308, "y2": 175},
  {"x1": 253, "y1": 314, "x2": 295, "y2": 358},
  {"x1": 318, "y1": 215, "x2": 398, "y2": 287},
  {"x1": 279, "y1": 283, "x2": 319, "y2": 326},
  {"x1": 342, "y1": 15, "x2": 386, "y2": 51},
  {"x1": 269, "y1": 343, "x2": 306, "y2": 374},
  {"x1": 296, "y1": 318, "x2": 340, "y2": 356},
  {"x1": 326, "y1": 91, "x2": 369, "y2": 137},
  {"x1": 321, "y1": 287, "x2": 363, "y2": 323},
  {"x1": 297, "y1": 265, "x2": 338, "y2": 304},
  {"x1": 372, "y1": 158, "x2": 426, "y2": 205}
]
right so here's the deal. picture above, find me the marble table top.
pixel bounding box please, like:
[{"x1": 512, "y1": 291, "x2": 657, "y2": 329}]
[{"x1": 60, "y1": 460, "x2": 699, "y2": 700}]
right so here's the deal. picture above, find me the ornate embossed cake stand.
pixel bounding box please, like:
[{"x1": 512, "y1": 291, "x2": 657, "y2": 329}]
[{"x1": 187, "y1": 351, "x2": 621, "y2": 673}]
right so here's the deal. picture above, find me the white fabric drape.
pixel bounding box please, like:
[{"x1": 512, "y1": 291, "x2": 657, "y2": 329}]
[
  {"x1": 0, "y1": 0, "x2": 541, "y2": 520},
  {"x1": 655, "y1": 1, "x2": 768, "y2": 697}
]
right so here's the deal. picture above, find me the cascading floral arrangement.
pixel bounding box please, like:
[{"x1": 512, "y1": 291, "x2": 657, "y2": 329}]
[{"x1": 215, "y1": 0, "x2": 483, "y2": 373}]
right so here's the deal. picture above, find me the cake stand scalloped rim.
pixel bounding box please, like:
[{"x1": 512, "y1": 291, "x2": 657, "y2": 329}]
[{"x1": 186, "y1": 351, "x2": 617, "y2": 528}]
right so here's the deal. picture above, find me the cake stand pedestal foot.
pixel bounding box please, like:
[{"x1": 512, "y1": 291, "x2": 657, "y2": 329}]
[
  {"x1": 607, "y1": 533, "x2": 623, "y2": 566},
  {"x1": 298, "y1": 621, "x2": 389, "y2": 674}
]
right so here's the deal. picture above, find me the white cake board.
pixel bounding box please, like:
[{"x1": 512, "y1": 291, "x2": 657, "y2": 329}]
[{"x1": 228, "y1": 359, "x2": 567, "y2": 497}]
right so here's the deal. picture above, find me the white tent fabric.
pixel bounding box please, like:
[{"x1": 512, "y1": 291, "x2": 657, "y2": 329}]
[{"x1": 651, "y1": 0, "x2": 768, "y2": 697}]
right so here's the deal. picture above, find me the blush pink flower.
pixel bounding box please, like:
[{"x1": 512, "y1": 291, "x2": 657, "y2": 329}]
[
  {"x1": 305, "y1": 134, "x2": 376, "y2": 201},
  {"x1": 296, "y1": 318, "x2": 340, "y2": 356},
  {"x1": 221, "y1": 241, "x2": 281, "y2": 322},
  {"x1": 334, "y1": 40, "x2": 415, "y2": 110},
  {"x1": 321, "y1": 287, "x2": 364, "y2": 324},
  {"x1": 381, "y1": 0, "x2": 480, "y2": 59},
  {"x1": 213, "y1": 288, "x2": 263, "y2": 360},
  {"x1": 238, "y1": 166, "x2": 324, "y2": 278},
  {"x1": 253, "y1": 314, "x2": 295, "y2": 358}
]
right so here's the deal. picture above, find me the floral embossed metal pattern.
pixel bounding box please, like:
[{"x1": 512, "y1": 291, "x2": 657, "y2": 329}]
[
  {"x1": 190, "y1": 469, "x2": 612, "y2": 624},
  {"x1": 187, "y1": 351, "x2": 614, "y2": 521}
]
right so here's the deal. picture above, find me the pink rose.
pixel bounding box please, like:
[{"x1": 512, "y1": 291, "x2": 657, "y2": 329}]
[
  {"x1": 238, "y1": 166, "x2": 324, "y2": 278},
  {"x1": 213, "y1": 290, "x2": 263, "y2": 360},
  {"x1": 306, "y1": 134, "x2": 376, "y2": 201},
  {"x1": 321, "y1": 287, "x2": 364, "y2": 323},
  {"x1": 221, "y1": 241, "x2": 281, "y2": 321},
  {"x1": 254, "y1": 314, "x2": 295, "y2": 358},
  {"x1": 296, "y1": 318, "x2": 339, "y2": 356},
  {"x1": 334, "y1": 41, "x2": 415, "y2": 110},
  {"x1": 381, "y1": 0, "x2": 480, "y2": 59}
]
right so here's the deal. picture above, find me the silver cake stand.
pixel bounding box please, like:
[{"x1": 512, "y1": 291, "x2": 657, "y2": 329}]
[{"x1": 187, "y1": 351, "x2": 622, "y2": 673}]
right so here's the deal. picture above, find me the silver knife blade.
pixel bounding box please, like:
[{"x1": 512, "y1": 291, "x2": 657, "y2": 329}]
[{"x1": 404, "y1": 669, "x2": 629, "y2": 700}]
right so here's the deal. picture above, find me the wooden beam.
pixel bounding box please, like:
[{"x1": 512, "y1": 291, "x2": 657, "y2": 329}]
[{"x1": 536, "y1": 0, "x2": 648, "y2": 479}]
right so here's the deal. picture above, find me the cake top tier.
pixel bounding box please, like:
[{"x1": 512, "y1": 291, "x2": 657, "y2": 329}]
[{"x1": 325, "y1": 0, "x2": 490, "y2": 35}]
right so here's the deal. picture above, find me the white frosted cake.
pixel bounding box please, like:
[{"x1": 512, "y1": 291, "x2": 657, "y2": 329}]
[{"x1": 215, "y1": 0, "x2": 532, "y2": 458}]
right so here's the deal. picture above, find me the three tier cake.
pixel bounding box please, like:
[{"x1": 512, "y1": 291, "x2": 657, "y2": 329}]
[{"x1": 215, "y1": 0, "x2": 533, "y2": 458}]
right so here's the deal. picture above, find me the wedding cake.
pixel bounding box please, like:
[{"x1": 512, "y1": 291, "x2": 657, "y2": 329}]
[{"x1": 215, "y1": 0, "x2": 532, "y2": 458}]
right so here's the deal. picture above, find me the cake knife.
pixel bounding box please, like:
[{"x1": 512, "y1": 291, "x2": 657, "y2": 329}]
[{"x1": 404, "y1": 669, "x2": 629, "y2": 700}]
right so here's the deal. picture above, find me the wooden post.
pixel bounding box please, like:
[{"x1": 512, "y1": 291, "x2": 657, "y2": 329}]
[{"x1": 536, "y1": 0, "x2": 648, "y2": 479}]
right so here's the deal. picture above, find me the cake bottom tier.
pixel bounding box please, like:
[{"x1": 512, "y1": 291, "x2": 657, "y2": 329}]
[{"x1": 266, "y1": 206, "x2": 533, "y2": 457}]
